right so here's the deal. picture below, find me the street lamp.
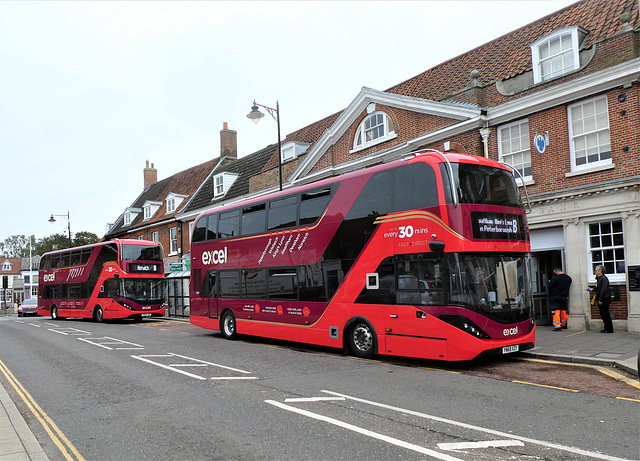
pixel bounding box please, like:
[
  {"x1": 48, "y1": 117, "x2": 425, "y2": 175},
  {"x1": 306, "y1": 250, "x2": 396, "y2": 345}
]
[
  {"x1": 48, "y1": 211, "x2": 72, "y2": 246},
  {"x1": 247, "y1": 100, "x2": 283, "y2": 191}
]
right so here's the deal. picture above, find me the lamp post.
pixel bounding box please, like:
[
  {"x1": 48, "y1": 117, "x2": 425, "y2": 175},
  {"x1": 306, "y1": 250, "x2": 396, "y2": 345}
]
[
  {"x1": 48, "y1": 211, "x2": 72, "y2": 246},
  {"x1": 247, "y1": 100, "x2": 283, "y2": 191}
]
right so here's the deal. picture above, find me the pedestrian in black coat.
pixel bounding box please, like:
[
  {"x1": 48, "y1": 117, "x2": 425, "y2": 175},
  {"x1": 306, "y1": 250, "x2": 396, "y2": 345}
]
[{"x1": 589, "y1": 265, "x2": 613, "y2": 333}]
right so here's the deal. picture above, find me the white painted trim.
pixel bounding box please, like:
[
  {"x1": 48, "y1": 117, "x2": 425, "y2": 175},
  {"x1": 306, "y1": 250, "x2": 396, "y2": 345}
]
[{"x1": 487, "y1": 58, "x2": 640, "y2": 125}]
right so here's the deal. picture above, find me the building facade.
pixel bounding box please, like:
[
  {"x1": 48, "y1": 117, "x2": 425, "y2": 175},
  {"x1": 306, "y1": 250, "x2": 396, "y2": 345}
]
[
  {"x1": 241, "y1": 0, "x2": 640, "y2": 331},
  {"x1": 107, "y1": 0, "x2": 639, "y2": 331}
]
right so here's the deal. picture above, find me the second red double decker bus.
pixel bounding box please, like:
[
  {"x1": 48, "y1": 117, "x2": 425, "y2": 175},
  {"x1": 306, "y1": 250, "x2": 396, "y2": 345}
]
[
  {"x1": 38, "y1": 239, "x2": 166, "y2": 322},
  {"x1": 189, "y1": 150, "x2": 535, "y2": 361}
]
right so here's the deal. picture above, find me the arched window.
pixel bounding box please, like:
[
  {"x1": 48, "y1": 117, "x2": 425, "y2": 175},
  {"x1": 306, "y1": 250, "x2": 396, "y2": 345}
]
[
  {"x1": 530, "y1": 27, "x2": 586, "y2": 84},
  {"x1": 352, "y1": 111, "x2": 396, "y2": 151}
]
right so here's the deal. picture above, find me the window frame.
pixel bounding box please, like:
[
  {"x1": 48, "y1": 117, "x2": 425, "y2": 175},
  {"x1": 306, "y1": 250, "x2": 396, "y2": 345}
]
[
  {"x1": 568, "y1": 95, "x2": 612, "y2": 172},
  {"x1": 281, "y1": 141, "x2": 310, "y2": 163},
  {"x1": 587, "y1": 219, "x2": 626, "y2": 283},
  {"x1": 169, "y1": 227, "x2": 178, "y2": 255},
  {"x1": 497, "y1": 119, "x2": 532, "y2": 183},
  {"x1": 351, "y1": 111, "x2": 396, "y2": 153},
  {"x1": 213, "y1": 172, "x2": 239, "y2": 198},
  {"x1": 531, "y1": 27, "x2": 582, "y2": 84},
  {"x1": 167, "y1": 197, "x2": 176, "y2": 214}
]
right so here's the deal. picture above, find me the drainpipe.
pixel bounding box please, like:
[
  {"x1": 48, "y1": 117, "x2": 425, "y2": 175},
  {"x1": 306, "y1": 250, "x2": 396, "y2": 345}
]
[{"x1": 480, "y1": 127, "x2": 490, "y2": 158}]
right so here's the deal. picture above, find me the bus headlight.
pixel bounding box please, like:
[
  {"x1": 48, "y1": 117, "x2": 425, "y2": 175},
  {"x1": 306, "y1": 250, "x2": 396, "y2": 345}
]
[
  {"x1": 118, "y1": 301, "x2": 134, "y2": 310},
  {"x1": 437, "y1": 314, "x2": 490, "y2": 339}
]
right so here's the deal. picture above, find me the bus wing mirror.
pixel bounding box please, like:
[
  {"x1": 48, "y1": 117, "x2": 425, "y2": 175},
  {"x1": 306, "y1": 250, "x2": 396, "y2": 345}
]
[{"x1": 429, "y1": 240, "x2": 445, "y2": 252}]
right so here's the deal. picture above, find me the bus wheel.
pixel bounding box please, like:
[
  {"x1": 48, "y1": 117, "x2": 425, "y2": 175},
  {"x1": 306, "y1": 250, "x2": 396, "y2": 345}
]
[
  {"x1": 93, "y1": 306, "x2": 104, "y2": 323},
  {"x1": 348, "y1": 320, "x2": 376, "y2": 359},
  {"x1": 220, "y1": 310, "x2": 237, "y2": 340},
  {"x1": 51, "y1": 307, "x2": 59, "y2": 320}
]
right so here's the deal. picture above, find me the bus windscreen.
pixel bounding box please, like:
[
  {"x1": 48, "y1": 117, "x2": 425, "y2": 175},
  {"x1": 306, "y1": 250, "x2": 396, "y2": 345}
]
[
  {"x1": 442, "y1": 163, "x2": 523, "y2": 207},
  {"x1": 120, "y1": 244, "x2": 163, "y2": 261}
]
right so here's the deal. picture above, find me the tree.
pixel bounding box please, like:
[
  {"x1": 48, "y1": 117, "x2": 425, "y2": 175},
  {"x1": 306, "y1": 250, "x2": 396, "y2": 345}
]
[
  {"x1": 34, "y1": 234, "x2": 71, "y2": 254},
  {"x1": 0, "y1": 235, "x2": 36, "y2": 258},
  {"x1": 72, "y1": 232, "x2": 100, "y2": 247},
  {"x1": 2, "y1": 232, "x2": 101, "y2": 257}
]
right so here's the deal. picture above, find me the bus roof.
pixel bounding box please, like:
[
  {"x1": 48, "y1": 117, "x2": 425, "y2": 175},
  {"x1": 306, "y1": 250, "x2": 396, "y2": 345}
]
[{"x1": 194, "y1": 150, "x2": 510, "y2": 222}]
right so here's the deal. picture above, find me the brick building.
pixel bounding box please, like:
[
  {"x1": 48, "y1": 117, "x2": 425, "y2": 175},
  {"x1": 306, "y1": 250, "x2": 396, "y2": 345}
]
[
  {"x1": 107, "y1": 0, "x2": 639, "y2": 330},
  {"x1": 233, "y1": 0, "x2": 639, "y2": 331}
]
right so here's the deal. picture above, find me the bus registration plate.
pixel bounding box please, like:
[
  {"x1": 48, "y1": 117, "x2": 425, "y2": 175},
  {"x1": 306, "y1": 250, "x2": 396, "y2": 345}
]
[
  {"x1": 502, "y1": 345, "x2": 519, "y2": 354},
  {"x1": 142, "y1": 313, "x2": 152, "y2": 317}
]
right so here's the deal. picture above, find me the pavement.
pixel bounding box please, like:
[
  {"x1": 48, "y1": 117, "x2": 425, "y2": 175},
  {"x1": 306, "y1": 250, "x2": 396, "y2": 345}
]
[{"x1": 0, "y1": 320, "x2": 638, "y2": 461}]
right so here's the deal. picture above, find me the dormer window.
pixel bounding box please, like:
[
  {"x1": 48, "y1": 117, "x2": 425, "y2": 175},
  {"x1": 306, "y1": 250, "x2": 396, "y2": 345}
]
[
  {"x1": 165, "y1": 193, "x2": 187, "y2": 215},
  {"x1": 143, "y1": 201, "x2": 162, "y2": 220},
  {"x1": 352, "y1": 109, "x2": 396, "y2": 152},
  {"x1": 2, "y1": 261, "x2": 11, "y2": 271},
  {"x1": 123, "y1": 207, "x2": 141, "y2": 227},
  {"x1": 213, "y1": 172, "x2": 239, "y2": 198},
  {"x1": 531, "y1": 27, "x2": 586, "y2": 84},
  {"x1": 281, "y1": 141, "x2": 310, "y2": 162}
]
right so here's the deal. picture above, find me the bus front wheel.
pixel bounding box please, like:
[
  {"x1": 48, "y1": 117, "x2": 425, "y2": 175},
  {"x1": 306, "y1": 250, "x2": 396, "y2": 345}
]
[
  {"x1": 220, "y1": 311, "x2": 237, "y2": 340},
  {"x1": 93, "y1": 306, "x2": 104, "y2": 323},
  {"x1": 348, "y1": 320, "x2": 376, "y2": 359},
  {"x1": 51, "y1": 307, "x2": 59, "y2": 320}
]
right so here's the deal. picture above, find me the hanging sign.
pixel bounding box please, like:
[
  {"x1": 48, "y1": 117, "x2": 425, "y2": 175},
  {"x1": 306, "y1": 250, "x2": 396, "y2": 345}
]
[{"x1": 534, "y1": 133, "x2": 547, "y2": 154}]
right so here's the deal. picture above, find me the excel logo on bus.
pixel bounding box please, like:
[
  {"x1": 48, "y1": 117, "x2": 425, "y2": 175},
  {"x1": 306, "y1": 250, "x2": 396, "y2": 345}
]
[{"x1": 202, "y1": 247, "x2": 228, "y2": 266}]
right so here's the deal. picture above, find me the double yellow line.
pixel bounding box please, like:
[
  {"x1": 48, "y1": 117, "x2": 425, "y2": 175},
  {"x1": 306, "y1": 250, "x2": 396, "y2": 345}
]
[{"x1": 0, "y1": 359, "x2": 84, "y2": 461}]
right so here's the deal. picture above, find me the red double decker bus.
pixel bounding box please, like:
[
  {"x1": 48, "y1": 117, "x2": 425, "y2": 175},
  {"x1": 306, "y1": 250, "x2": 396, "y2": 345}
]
[
  {"x1": 38, "y1": 239, "x2": 166, "y2": 322},
  {"x1": 189, "y1": 151, "x2": 535, "y2": 361}
]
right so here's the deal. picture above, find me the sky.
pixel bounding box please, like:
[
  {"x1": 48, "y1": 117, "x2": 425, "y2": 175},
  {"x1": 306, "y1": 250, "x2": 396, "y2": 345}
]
[{"x1": 0, "y1": 0, "x2": 578, "y2": 245}]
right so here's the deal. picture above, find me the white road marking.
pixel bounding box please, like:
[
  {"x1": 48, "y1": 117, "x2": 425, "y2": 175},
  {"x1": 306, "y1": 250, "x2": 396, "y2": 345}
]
[
  {"x1": 285, "y1": 397, "x2": 346, "y2": 403},
  {"x1": 265, "y1": 399, "x2": 463, "y2": 461},
  {"x1": 321, "y1": 390, "x2": 632, "y2": 461},
  {"x1": 131, "y1": 352, "x2": 255, "y2": 380},
  {"x1": 438, "y1": 440, "x2": 525, "y2": 450},
  {"x1": 132, "y1": 355, "x2": 207, "y2": 380},
  {"x1": 48, "y1": 327, "x2": 91, "y2": 336},
  {"x1": 78, "y1": 336, "x2": 144, "y2": 350}
]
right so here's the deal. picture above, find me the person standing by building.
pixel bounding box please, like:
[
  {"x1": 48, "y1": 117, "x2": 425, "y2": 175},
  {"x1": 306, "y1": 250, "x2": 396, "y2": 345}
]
[
  {"x1": 588, "y1": 265, "x2": 613, "y2": 333},
  {"x1": 548, "y1": 268, "x2": 572, "y2": 331}
]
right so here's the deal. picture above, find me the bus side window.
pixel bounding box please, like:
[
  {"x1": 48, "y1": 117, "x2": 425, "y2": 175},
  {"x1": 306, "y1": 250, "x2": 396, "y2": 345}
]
[
  {"x1": 207, "y1": 214, "x2": 218, "y2": 240},
  {"x1": 41, "y1": 255, "x2": 51, "y2": 269},
  {"x1": 243, "y1": 269, "x2": 267, "y2": 299},
  {"x1": 219, "y1": 210, "x2": 240, "y2": 239},
  {"x1": 192, "y1": 216, "x2": 207, "y2": 243},
  {"x1": 200, "y1": 270, "x2": 217, "y2": 298},
  {"x1": 241, "y1": 203, "x2": 267, "y2": 236},
  {"x1": 70, "y1": 251, "x2": 82, "y2": 266},
  {"x1": 269, "y1": 269, "x2": 298, "y2": 300},
  {"x1": 300, "y1": 187, "x2": 333, "y2": 226},
  {"x1": 395, "y1": 163, "x2": 438, "y2": 210},
  {"x1": 219, "y1": 270, "x2": 241, "y2": 298},
  {"x1": 298, "y1": 265, "x2": 327, "y2": 302},
  {"x1": 268, "y1": 196, "x2": 297, "y2": 231}
]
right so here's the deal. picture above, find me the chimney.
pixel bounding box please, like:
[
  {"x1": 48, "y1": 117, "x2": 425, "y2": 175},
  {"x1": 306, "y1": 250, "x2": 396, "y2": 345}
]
[
  {"x1": 144, "y1": 160, "x2": 157, "y2": 189},
  {"x1": 220, "y1": 122, "x2": 237, "y2": 158}
]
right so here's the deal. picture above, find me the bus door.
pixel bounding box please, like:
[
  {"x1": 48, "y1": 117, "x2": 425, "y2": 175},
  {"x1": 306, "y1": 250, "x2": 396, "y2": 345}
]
[
  {"x1": 202, "y1": 270, "x2": 218, "y2": 318},
  {"x1": 385, "y1": 256, "x2": 447, "y2": 359}
]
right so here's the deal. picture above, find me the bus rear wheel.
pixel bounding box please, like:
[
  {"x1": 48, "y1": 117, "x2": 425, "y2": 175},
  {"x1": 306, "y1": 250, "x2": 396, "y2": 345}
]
[
  {"x1": 348, "y1": 320, "x2": 376, "y2": 359},
  {"x1": 220, "y1": 311, "x2": 237, "y2": 340},
  {"x1": 93, "y1": 306, "x2": 104, "y2": 323},
  {"x1": 51, "y1": 306, "x2": 59, "y2": 320}
]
